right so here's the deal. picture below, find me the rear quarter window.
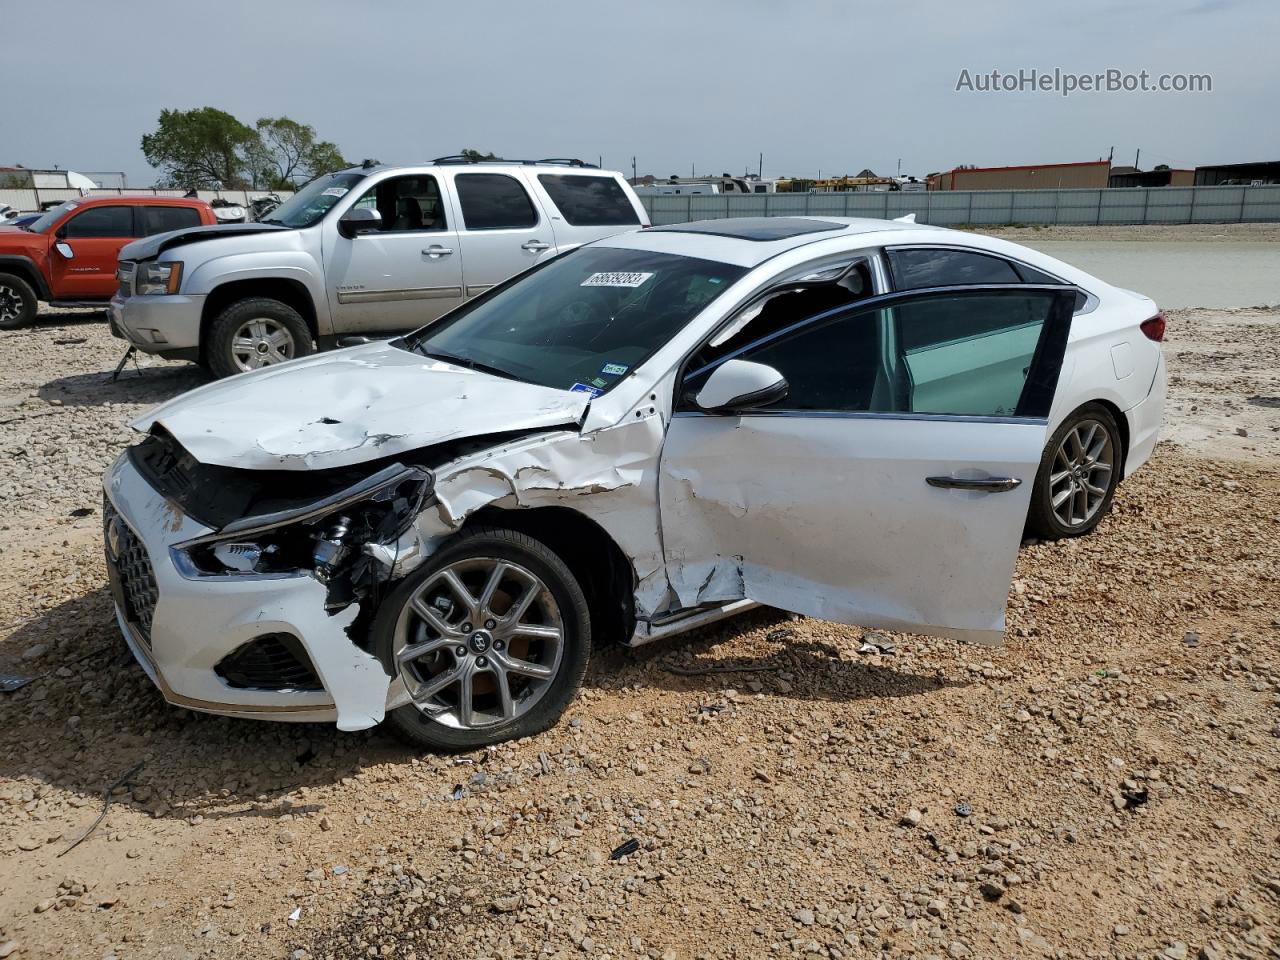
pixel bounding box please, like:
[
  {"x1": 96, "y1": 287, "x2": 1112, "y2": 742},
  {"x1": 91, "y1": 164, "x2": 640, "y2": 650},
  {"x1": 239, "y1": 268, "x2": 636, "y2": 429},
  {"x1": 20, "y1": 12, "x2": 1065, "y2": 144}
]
[
  {"x1": 139, "y1": 205, "x2": 204, "y2": 235},
  {"x1": 537, "y1": 174, "x2": 640, "y2": 227}
]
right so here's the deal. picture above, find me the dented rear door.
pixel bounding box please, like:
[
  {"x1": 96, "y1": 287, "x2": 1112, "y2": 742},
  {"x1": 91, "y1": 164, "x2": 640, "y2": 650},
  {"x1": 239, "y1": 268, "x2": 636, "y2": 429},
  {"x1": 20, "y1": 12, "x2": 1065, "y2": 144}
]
[{"x1": 657, "y1": 286, "x2": 1076, "y2": 644}]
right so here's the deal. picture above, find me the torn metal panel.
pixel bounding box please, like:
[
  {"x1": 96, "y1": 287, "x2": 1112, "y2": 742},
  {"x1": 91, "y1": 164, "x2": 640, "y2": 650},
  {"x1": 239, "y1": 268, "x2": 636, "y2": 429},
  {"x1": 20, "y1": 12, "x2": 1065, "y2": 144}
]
[{"x1": 131, "y1": 342, "x2": 589, "y2": 471}]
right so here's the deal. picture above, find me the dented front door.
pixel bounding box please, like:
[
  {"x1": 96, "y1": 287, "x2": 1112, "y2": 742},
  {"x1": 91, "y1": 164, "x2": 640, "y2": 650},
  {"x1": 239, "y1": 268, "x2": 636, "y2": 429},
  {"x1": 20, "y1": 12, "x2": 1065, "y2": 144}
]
[{"x1": 657, "y1": 286, "x2": 1076, "y2": 644}]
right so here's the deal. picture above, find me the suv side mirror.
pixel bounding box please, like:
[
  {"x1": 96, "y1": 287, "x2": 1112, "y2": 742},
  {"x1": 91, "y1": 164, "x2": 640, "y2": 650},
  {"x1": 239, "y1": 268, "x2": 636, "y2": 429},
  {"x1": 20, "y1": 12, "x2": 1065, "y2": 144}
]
[
  {"x1": 338, "y1": 206, "x2": 382, "y2": 238},
  {"x1": 694, "y1": 359, "x2": 788, "y2": 412}
]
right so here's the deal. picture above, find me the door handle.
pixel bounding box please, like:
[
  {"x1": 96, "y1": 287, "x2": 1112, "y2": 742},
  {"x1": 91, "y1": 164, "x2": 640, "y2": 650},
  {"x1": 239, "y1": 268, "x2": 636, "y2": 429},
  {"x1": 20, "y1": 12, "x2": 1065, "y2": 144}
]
[
  {"x1": 521, "y1": 240, "x2": 552, "y2": 252},
  {"x1": 926, "y1": 476, "x2": 1023, "y2": 492},
  {"x1": 422, "y1": 245, "x2": 453, "y2": 258}
]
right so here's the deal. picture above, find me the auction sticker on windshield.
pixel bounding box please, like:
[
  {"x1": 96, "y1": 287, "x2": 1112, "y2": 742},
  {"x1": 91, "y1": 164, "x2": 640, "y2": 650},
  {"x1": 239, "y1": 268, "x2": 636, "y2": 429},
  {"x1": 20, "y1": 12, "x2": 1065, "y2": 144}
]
[
  {"x1": 322, "y1": 187, "x2": 349, "y2": 198},
  {"x1": 580, "y1": 272, "x2": 653, "y2": 288}
]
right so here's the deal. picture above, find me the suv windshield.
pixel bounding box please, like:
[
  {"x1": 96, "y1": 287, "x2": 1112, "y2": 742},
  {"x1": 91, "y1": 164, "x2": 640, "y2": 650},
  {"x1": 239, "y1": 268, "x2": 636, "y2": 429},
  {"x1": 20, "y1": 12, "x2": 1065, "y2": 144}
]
[
  {"x1": 261, "y1": 172, "x2": 367, "y2": 228},
  {"x1": 26, "y1": 201, "x2": 80, "y2": 234},
  {"x1": 407, "y1": 247, "x2": 746, "y2": 394}
]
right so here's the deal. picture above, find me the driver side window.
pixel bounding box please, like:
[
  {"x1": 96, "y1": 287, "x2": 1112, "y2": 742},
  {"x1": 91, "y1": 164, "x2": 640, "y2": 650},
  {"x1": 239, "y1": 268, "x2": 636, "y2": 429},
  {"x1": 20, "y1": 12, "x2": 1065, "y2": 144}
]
[{"x1": 349, "y1": 175, "x2": 447, "y2": 232}]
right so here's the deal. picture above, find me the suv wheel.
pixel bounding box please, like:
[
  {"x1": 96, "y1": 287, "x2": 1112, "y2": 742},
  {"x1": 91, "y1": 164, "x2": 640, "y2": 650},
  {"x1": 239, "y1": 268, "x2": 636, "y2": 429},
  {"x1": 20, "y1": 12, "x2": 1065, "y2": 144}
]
[
  {"x1": 0, "y1": 272, "x2": 38, "y2": 330},
  {"x1": 1026, "y1": 403, "x2": 1122, "y2": 540},
  {"x1": 206, "y1": 297, "x2": 313, "y2": 378},
  {"x1": 373, "y1": 526, "x2": 592, "y2": 751}
]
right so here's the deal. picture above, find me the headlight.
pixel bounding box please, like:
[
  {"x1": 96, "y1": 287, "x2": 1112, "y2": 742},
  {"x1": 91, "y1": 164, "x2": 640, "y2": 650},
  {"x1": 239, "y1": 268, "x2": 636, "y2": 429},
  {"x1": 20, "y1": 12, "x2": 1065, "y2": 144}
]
[
  {"x1": 171, "y1": 465, "x2": 432, "y2": 588},
  {"x1": 136, "y1": 260, "x2": 183, "y2": 295}
]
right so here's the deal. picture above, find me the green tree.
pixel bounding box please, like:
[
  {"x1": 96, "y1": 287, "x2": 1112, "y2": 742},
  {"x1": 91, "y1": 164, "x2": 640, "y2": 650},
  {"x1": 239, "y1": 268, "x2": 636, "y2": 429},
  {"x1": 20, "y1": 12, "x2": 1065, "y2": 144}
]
[
  {"x1": 460, "y1": 148, "x2": 498, "y2": 162},
  {"x1": 140, "y1": 107, "x2": 258, "y2": 188},
  {"x1": 254, "y1": 117, "x2": 347, "y2": 188}
]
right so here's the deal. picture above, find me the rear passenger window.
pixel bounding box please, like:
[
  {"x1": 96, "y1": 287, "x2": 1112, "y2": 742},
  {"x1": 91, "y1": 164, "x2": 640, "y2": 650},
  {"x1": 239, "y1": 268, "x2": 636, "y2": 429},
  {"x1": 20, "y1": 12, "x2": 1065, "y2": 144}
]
[
  {"x1": 139, "y1": 206, "x2": 203, "y2": 235},
  {"x1": 887, "y1": 248, "x2": 1021, "y2": 289},
  {"x1": 62, "y1": 206, "x2": 134, "y2": 238},
  {"x1": 537, "y1": 175, "x2": 639, "y2": 226},
  {"x1": 455, "y1": 174, "x2": 538, "y2": 230}
]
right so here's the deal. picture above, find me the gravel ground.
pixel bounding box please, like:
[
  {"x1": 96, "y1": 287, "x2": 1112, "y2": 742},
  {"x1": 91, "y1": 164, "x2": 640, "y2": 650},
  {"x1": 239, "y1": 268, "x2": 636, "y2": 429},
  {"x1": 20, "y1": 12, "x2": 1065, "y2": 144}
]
[{"x1": 0, "y1": 300, "x2": 1277, "y2": 960}]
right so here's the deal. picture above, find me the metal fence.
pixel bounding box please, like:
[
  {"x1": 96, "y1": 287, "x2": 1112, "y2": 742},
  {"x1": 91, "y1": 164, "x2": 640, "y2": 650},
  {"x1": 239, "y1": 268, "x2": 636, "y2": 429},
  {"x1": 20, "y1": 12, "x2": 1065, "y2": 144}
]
[
  {"x1": 0, "y1": 187, "x2": 295, "y2": 213},
  {"x1": 640, "y1": 184, "x2": 1280, "y2": 227}
]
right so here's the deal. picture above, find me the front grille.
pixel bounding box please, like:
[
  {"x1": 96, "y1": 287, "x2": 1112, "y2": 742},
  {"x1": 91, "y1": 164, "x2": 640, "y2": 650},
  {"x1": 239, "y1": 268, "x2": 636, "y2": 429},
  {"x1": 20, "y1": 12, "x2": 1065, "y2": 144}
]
[
  {"x1": 116, "y1": 261, "x2": 134, "y2": 298},
  {"x1": 104, "y1": 500, "x2": 159, "y2": 641},
  {"x1": 215, "y1": 635, "x2": 323, "y2": 691}
]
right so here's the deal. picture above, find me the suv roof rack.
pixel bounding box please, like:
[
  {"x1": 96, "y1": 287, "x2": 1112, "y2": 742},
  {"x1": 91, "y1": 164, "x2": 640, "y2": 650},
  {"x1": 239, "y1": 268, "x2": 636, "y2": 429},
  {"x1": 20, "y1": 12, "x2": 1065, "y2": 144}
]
[{"x1": 430, "y1": 155, "x2": 598, "y2": 168}]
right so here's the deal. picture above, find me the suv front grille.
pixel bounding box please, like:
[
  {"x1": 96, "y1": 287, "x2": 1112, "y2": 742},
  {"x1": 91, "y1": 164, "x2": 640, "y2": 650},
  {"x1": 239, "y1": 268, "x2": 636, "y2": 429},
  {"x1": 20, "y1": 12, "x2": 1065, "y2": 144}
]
[
  {"x1": 116, "y1": 261, "x2": 135, "y2": 298},
  {"x1": 104, "y1": 500, "x2": 158, "y2": 642},
  {"x1": 214, "y1": 635, "x2": 323, "y2": 691}
]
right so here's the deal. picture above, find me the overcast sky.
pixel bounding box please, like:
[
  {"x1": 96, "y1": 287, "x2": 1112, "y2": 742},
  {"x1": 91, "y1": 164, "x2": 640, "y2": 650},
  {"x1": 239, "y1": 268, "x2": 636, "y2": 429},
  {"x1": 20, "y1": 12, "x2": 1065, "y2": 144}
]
[{"x1": 3, "y1": 0, "x2": 1275, "y2": 185}]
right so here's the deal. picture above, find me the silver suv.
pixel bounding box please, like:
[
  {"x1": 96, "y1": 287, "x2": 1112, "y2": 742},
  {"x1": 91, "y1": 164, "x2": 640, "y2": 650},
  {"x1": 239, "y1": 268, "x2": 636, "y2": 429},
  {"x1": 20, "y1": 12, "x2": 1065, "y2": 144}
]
[{"x1": 110, "y1": 158, "x2": 649, "y2": 378}]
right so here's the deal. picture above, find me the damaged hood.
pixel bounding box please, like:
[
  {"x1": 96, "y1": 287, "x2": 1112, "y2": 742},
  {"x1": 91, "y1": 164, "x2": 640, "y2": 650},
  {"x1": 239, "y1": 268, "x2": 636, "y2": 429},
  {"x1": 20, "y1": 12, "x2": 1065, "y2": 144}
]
[
  {"x1": 132, "y1": 342, "x2": 590, "y2": 470},
  {"x1": 119, "y1": 222, "x2": 288, "y2": 261}
]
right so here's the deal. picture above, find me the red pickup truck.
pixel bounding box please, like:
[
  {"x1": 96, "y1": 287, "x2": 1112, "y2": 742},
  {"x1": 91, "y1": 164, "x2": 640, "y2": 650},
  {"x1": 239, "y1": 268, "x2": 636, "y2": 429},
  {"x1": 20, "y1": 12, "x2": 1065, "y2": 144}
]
[{"x1": 0, "y1": 195, "x2": 216, "y2": 329}]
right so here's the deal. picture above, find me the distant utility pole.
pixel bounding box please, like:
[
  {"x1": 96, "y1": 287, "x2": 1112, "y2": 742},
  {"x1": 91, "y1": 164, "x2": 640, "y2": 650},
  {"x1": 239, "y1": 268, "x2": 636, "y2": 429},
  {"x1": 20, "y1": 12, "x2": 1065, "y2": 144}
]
[
  {"x1": 597, "y1": 155, "x2": 602, "y2": 168},
  {"x1": 897, "y1": 158, "x2": 902, "y2": 177},
  {"x1": 759, "y1": 152, "x2": 763, "y2": 178},
  {"x1": 1107, "y1": 145, "x2": 1114, "y2": 164},
  {"x1": 1134, "y1": 148, "x2": 1141, "y2": 170},
  {"x1": 691, "y1": 162, "x2": 695, "y2": 177},
  {"x1": 632, "y1": 156, "x2": 637, "y2": 184}
]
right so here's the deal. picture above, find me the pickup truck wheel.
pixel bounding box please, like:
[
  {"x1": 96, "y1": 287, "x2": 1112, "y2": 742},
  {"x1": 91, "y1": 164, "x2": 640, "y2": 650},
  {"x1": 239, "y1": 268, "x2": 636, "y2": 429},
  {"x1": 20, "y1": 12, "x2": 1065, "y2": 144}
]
[
  {"x1": 0, "y1": 272, "x2": 38, "y2": 330},
  {"x1": 207, "y1": 298, "x2": 313, "y2": 378},
  {"x1": 374, "y1": 526, "x2": 592, "y2": 751}
]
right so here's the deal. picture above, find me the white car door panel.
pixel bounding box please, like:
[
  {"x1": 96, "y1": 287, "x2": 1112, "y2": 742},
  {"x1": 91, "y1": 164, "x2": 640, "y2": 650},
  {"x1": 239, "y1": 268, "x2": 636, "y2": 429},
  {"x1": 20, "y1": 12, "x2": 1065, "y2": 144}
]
[
  {"x1": 447, "y1": 171, "x2": 558, "y2": 297},
  {"x1": 658, "y1": 285, "x2": 1076, "y2": 644}
]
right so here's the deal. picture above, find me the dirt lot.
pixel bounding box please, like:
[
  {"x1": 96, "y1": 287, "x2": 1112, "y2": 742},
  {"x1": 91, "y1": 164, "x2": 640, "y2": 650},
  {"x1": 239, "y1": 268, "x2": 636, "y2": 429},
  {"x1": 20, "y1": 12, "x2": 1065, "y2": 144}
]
[{"x1": 0, "y1": 295, "x2": 1278, "y2": 960}]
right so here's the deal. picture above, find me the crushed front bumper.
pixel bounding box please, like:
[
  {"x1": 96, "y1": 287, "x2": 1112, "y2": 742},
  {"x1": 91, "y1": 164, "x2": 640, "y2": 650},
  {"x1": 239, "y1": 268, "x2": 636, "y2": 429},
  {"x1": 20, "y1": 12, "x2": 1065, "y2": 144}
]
[{"x1": 102, "y1": 452, "x2": 398, "y2": 731}]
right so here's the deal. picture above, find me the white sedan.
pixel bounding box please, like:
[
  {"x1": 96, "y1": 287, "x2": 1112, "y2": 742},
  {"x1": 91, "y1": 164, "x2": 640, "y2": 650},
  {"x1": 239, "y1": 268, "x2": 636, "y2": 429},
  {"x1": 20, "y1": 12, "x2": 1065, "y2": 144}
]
[{"x1": 103, "y1": 217, "x2": 1166, "y2": 749}]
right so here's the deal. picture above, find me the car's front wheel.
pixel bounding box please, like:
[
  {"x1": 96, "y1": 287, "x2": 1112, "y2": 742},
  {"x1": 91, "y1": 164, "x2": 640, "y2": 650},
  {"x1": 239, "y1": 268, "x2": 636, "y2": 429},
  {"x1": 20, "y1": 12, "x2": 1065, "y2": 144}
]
[
  {"x1": 206, "y1": 297, "x2": 313, "y2": 378},
  {"x1": 0, "y1": 272, "x2": 38, "y2": 330},
  {"x1": 373, "y1": 526, "x2": 591, "y2": 751},
  {"x1": 1026, "y1": 403, "x2": 1122, "y2": 540}
]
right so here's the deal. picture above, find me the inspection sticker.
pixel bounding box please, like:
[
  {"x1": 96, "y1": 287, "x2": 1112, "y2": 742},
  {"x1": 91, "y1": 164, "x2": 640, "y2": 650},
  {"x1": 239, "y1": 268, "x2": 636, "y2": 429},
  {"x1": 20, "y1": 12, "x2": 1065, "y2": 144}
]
[
  {"x1": 322, "y1": 186, "x2": 350, "y2": 198},
  {"x1": 580, "y1": 271, "x2": 653, "y2": 288},
  {"x1": 600, "y1": 362, "x2": 629, "y2": 376},
  {"x1": 570, "y1": 382, "x2": 603, "y2": 397}
]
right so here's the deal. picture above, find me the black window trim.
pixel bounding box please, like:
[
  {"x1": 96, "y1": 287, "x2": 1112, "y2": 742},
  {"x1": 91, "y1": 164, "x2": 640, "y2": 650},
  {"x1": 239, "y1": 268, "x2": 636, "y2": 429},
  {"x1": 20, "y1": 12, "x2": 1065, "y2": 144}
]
[
  {"x1": 883, "y1": 242, "x2": 1098, "y2": 315},
  {"x1": 453, "y1": 171, "x2": 541, "y2": 232},
  {"x1": 676, "y1": 283, "x2": 1079, "y2": 423},
  {"x1": 60, "y1": 202, "x2": 136, "y2": 239}
]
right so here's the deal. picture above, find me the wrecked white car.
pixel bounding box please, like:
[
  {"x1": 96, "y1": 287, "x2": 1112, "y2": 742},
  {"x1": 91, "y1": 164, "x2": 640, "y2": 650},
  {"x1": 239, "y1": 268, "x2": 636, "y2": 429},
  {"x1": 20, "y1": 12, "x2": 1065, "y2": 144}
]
[{"x1": 103, "y1": 216, "x2": 1164, "y2": 749}]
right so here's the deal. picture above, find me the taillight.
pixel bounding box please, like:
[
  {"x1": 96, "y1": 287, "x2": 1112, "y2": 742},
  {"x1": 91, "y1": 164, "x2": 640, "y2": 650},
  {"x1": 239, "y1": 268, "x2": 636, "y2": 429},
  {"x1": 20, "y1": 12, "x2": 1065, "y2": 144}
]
[{"x1": 1140, "y1": 313, "x2": 1166, "y2": 342}]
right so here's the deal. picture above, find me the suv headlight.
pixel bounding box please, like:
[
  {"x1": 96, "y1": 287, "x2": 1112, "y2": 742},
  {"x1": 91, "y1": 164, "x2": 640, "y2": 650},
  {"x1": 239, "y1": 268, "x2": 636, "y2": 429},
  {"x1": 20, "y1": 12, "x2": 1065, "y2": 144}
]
[{"x1": 135, "y1": 260, "x2": 183, "y2": 295}]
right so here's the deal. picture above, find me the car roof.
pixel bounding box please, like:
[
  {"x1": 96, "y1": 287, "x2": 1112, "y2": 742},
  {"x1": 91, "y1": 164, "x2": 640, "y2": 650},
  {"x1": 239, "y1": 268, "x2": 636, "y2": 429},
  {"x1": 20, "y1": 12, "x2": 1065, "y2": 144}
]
[
  {"x1": 597, "y1": 216, "x2": 933, "y2": 267},
  {"x1": 342, "y1": 161, "x2": 622, "y2": 176},
  {"x1": 72, "y1": 195, "x2": 209, "y2": 207}
]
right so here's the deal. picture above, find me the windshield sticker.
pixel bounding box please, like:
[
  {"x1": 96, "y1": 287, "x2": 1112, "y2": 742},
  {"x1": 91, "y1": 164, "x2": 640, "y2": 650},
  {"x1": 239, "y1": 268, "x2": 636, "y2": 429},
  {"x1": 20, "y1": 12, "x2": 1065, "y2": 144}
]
[
  {"x1": 590, "y1": 377, "x2": 609, "y2": 388},
  {"x1": 321, "y1": 186, "x2": 349, "y2": 198},
  {"x1": 600, "y1": 362, "x2": 629, "y2": 376},
  {"x1": 580, "y1": 271, "x2": 653, "y2": 288},
  {"x1": 570, "y1": 382, "x2": 603, "y2": 398}
]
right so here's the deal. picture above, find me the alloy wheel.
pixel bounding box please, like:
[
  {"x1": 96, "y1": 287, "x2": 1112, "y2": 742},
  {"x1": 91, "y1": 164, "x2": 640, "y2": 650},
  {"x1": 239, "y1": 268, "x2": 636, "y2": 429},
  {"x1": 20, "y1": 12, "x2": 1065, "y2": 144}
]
[
  {"x1": 392, "y1": 558, "x2": 564, "y2": 730},
  {"x1": 0, "y1": 284, "x2": 21, "y2": 324},
  {"x1": 1049, "y1": 419, "x2": 1114, "y2": 528},
  {"x1": 230, "y1": 317, "x2": 295, "y2": 371}
]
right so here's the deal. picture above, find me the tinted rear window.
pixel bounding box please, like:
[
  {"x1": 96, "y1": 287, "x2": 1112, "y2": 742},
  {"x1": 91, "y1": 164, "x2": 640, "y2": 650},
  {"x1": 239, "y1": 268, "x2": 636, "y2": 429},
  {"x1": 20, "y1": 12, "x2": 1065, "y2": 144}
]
[
  {"x1": 455, "y1": 173, "x2": 538, "y2": 230},
  {"x1": 139, "y1": 205, "x2": 203, "y2": 236},
  {"x1": 537, "y1": 174, "x2": 639, "y2": 227},
  {"x1": 887, "y1": 248, "x2": 1021, "y2": 289}
]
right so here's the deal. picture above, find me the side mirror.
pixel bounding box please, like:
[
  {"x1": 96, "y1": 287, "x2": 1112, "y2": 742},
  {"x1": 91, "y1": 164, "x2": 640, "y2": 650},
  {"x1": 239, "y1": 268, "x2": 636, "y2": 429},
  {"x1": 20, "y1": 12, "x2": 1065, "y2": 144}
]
[
  {"x1": 54, "y1": 241, "x2": 75, "y2": 260},
  {"x1": 338, "y1": 206, "x2": 382, "y2": 238},
  {"x1": 694, "y1": 359, "x2": 788, "y2": 413}
]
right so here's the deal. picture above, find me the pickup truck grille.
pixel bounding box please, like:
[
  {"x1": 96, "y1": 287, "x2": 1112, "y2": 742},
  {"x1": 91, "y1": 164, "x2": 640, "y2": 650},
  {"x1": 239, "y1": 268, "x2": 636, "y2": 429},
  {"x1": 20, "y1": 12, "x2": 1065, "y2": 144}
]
[{"x1": 116, "y1": 261, "x2": 135, "y2": 298}]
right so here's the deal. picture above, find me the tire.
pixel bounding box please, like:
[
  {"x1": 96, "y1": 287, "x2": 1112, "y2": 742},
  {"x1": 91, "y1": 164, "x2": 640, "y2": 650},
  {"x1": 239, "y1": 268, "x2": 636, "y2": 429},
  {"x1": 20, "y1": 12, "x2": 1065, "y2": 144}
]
[
  {"x1": 373, "y1": 526, "x2": 592, "y2": 751},
  {"x1": 205, "y1": 297, "x2": 312, "y2": 378},
  {"x1": 0, "y1": 272, "x2": 38, "y2": 330},
  {"x1": 1026, "y1": 403, "x2": 1122, "y2": 540}
]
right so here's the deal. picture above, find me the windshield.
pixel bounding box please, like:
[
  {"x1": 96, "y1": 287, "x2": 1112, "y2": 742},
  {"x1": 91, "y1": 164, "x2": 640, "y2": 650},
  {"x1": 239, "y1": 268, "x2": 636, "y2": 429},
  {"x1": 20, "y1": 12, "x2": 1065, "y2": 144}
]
[
  {"x1": 261, "y1": 172, "x2": 366, "y2": 228},
  {"x1": 406, "y1": 247, "x2": 747, "y2": 394},
  {"x1": 26, "y1": 201, "x2": 79, "y2": 234}
]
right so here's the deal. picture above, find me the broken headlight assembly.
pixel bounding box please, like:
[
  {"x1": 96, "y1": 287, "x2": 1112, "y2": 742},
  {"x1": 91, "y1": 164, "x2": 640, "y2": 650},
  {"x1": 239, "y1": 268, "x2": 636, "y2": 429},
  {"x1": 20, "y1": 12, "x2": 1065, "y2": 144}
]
[
  {"x1": 135, "y1": 260, "x2": 184, "y2": 295},
  {"x1": 170, "y1": 465, "x2": 433, "y2": 598}
]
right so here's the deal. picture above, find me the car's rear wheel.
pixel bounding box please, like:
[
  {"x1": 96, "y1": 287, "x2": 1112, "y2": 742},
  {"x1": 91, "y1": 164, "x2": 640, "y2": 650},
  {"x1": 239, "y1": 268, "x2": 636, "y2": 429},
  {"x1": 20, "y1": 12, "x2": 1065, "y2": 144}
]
[
  {"x1": 206, "y1": 297, "x2": 312, "y2": 378},
  {"x1": 0, "y1": 272, "x2": 38, "y2": 330},
  {"x1": 1027, "y1": 403, "x2": 1122, "y2": 540},
  {"x1": 373, "y1": 527, "x2": 591, "y2": 751}
]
